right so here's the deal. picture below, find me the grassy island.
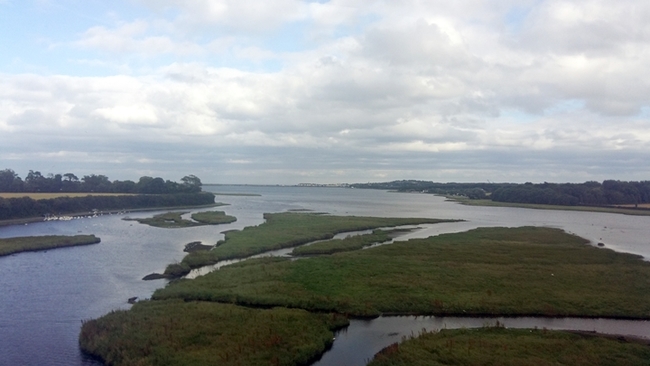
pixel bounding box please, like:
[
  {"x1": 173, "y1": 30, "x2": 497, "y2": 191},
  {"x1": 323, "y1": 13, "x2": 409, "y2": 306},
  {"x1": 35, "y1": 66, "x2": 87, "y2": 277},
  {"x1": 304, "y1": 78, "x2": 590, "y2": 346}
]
[
  {"x1": 0, "y1": 235, "x2": 101, "y2": 256},
  {"x1": 156, "y1": 226, "x2": 650, "y2": 318},
  {"x1": 80, "y1": 300, "x2": 347, "y2": 366},
  {"x1": 126, "y1": 208, "x2": 235, "y2": 228},
  {"x1": 81, "y1": 215, "x2": 650, "y2": 365},
  {"x1": 368, "y1": 327, "x2": 650, "y2": 366},
  {"x1": 163, "y1": 212, "x2": 457, "y2": 277}
]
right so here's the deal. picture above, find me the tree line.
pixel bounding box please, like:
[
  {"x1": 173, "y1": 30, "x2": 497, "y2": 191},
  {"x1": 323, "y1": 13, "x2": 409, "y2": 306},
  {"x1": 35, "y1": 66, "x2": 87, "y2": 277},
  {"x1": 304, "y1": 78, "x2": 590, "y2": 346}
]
[
  {"x1": 351, "y1": 179, "x2": 650, "y2": 206},
  {"x1": 0, "y1": 169, "x2": 203, "y2": 194},
  {"x1": 0, "y1": 193, "x2": 216, "y2": 221},
  {"x1": 491, "y1": 180, "x2": 650, "y2": 206}
]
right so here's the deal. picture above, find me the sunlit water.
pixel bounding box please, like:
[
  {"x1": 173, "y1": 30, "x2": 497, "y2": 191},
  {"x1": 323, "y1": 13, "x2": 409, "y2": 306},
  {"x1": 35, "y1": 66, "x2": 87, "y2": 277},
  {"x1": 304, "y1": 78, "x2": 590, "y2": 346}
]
[{"x1": 1, "y1": 186, "x2": 650, "y2": 365}]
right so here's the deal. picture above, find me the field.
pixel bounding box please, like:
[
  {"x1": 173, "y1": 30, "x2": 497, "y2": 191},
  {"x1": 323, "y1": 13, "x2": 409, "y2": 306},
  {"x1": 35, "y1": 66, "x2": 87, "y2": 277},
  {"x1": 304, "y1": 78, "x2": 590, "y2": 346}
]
[
  {"x1": 367, "y1": 327, "x2": 650, "y2": 366},
  {"x1": 0, "y1": 192, "x2": 135, "y2": 200},
  {"x1": 0, "y1": 235, "x2": 101, "y2": 256}
]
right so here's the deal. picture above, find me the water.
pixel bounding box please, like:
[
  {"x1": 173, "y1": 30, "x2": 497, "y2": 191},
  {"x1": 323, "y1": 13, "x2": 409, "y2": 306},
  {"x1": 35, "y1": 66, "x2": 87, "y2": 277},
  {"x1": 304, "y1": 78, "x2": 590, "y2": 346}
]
[
  {"x1": 1, "y1": 186, "x2": 650, "y2": 365},
  {"x1": 314, "y1": 316, "x2": 650, "y2": 366}
]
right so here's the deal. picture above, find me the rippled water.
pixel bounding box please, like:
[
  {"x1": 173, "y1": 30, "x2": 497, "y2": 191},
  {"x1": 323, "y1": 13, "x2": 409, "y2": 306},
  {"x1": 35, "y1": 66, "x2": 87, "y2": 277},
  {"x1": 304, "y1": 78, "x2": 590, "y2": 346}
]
[{"x1": 1, "y1": 186, "x2": 649, "y2": 365}]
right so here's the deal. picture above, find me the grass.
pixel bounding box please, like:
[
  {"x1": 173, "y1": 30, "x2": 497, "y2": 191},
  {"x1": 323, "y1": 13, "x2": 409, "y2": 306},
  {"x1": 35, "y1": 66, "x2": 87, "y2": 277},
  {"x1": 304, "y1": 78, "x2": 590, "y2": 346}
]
[
  {"x1": 367, "y1": 327, "x2": 650, "y2": 366},
  {"x1": 291, "y1": 229, "x2": 398, "y2": 256},
  {"x1": 0, "y1": 192, "x2": 135, "y2": 200},
  {"x1": 126, "y1": 208, "x2": 234, "y2": 228},
  {"x1": 0, "y1": 235, "x2": 101, "y2": 256},
  {"x1": 82, "y1": 215, "x2": 650, "y2": 365},
  {"x1": 155, "y1": 226, "x2": 650, "y2": 318},
  {"x1": 447, "y1": 196, "x2": 650, "y2": 216},
  {"x1": 79, "y1": 299, "x2": 348, "y2": 366},
  {"x1": 164, "y1": 212, "x2": 458, "y2": 276},
  {"x1": 191, "y1": 211, "x2": 237, "y2": 225}
]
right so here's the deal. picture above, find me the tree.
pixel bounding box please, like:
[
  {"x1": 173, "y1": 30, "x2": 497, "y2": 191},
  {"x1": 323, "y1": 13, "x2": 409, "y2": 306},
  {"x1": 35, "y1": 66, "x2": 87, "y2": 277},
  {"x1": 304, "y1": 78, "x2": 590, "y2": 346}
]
[
  {"x1": 81, "y1": 174, "x2": 111, "y2": 192},
  {"x1": 181, "y1": 175, "x2": 202, "y2": 193},
  {"x1": 0, "y1": 169, "x2": 23, "y2": 192},
  {"x1": 25, "y1": 170, "x2": 47, "y2": 192}
]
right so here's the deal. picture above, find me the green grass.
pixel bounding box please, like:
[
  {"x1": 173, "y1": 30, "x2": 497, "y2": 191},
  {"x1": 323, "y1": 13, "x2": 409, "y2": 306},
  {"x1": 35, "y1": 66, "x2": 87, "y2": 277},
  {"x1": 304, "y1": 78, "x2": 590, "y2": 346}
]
[
  {"x1": 291, "y1": 229, "x2": 396, "y2": 256},
  {"x1": 155, "y1": 227, "x2": 650, "y2": 318},
  {"x1": 367, "y1": 327, "x2": 650, "y2": 366},
  {"x1": 0, "y1": 235, "x2": 101, "y2": 256},
  {"x1": 79, "y1": 300, "x2": 348, "y2": 366},
  {"x1": 190, "y1": 211, "x2": 237, "y2": 225},
  {"x1": 127, "y1": 208, "x2": 234, "y2": 228},
  {"x1": 165, "y1": 212, "x2": 458, "y2": 276},
  {"x1": 447, "y1": 196, "x2": 650, "y2": 216}
]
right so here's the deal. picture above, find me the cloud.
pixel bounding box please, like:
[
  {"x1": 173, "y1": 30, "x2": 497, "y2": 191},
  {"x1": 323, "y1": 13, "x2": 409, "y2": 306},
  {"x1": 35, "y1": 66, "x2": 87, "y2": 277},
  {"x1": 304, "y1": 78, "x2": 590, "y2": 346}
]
[
  {"x1": 137, "y1": 0, "x2": 308, "y2": 32},
  {"x1": 73, "y1": 20, "x2": 204, "y2": 56}
]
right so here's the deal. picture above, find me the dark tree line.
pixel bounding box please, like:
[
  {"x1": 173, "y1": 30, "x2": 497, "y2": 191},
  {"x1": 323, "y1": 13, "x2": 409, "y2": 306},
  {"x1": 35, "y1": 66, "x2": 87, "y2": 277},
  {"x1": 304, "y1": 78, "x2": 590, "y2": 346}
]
[
  {"x1": 351, "y1": 180, "x2": 507, "y2": 199},
  {"x1": 0, "y1": 169, "x2": 203, "y2": 194},
  {"x1": 0, "y1": 193, "x2": 216, "y2": 221},
  {"x1": 491, "y1": 180, "x2": 650, "y2": 206},
  {"x1": 351, "y1": 179, "x2": 650, "y2": 206}
]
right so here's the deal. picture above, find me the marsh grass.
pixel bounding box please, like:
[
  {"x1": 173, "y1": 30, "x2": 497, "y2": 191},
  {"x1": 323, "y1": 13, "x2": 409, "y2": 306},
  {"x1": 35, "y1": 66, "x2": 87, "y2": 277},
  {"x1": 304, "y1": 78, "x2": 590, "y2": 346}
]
[
  {"x1": 79, "y1": 300, "x2": 348, "y2": 366},
  {"x1": 166, "y1": 212, "x2": 457, "y2": 276},
  {"x1": 291, "y1": 229, "x2": 394, "y2": 256},
  {"x1": 190, "y1": 211, "x2": 237, "y2": 225},
  {"x1": 367, "y1": 327, "x2": 650, "y2": 366},
  {"x1": 0, "y1": 235, "x2": 101, "y2": 256},
  {"x1": 155, "y1": 227, "x2": 650, "y2": 318},
  {"x1": 128, "y1": 208, "x2": 234, "y2": 228}
]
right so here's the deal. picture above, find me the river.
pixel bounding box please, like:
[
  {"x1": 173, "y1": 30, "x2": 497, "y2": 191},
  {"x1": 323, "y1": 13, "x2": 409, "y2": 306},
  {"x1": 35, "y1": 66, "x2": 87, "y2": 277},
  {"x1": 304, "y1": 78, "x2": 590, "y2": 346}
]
[{"x1": 1, "y1": 186, "x2": 650, "y2": 365}]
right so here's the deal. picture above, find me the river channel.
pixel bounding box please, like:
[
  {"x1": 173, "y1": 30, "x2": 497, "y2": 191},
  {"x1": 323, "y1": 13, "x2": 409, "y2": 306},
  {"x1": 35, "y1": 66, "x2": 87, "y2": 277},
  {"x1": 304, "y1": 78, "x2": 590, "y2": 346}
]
[{"x1": 1, "y1": 186, "x2": 650, "y2": 365}]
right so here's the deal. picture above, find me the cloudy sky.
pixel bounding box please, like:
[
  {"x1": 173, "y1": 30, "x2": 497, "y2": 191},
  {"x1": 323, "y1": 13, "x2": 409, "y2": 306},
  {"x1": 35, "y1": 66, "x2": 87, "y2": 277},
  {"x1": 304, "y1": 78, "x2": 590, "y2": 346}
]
[{"x1": 1, "y1": 0, "x2": 649, "y2": 184}]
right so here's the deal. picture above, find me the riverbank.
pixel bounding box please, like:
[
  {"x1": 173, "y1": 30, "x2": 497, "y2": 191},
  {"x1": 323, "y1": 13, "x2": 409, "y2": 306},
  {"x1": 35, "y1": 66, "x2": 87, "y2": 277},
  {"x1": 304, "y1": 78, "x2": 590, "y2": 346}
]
[
  {"x1": 0, "y1": 235, "x2": 101, "y2": 256},
  {"x1": 446, "y1": 195, "x2": 650, "y2": 216},
  {"x1": 0, "y1": 203, "x2": 224, "y2": 228}
]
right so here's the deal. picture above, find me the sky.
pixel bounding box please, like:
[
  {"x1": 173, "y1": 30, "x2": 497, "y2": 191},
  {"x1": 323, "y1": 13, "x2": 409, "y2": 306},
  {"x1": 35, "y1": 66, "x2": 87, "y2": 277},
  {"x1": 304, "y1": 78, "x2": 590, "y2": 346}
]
[{"x1": 1, "y1": 0, "x2": 649, "y2": 185}]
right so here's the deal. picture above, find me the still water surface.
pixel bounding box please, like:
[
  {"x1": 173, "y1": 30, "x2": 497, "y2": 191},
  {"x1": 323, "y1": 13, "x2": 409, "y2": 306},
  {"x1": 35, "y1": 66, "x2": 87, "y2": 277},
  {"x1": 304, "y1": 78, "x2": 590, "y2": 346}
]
[{"x1": 1, "y1": 186, "x2": 650, "y2": 365}]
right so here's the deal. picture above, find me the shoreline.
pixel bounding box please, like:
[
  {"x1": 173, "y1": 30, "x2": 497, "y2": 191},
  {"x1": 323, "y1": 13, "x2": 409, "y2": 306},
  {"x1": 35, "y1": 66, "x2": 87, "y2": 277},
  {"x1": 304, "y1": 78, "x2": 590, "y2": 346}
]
[
  {"x1": 0, "y1": 203, "x2": 224, "y2": 228},
  {"x1": 443, "y1": 195, "x2": 650, "y2": 216}
]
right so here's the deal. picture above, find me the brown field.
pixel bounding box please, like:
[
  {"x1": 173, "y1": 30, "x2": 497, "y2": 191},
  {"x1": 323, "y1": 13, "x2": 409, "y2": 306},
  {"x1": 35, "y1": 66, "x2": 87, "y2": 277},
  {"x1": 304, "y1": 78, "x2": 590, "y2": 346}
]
[{"x1": 0, "y1": 192, "x2": 135, "y2": 200}]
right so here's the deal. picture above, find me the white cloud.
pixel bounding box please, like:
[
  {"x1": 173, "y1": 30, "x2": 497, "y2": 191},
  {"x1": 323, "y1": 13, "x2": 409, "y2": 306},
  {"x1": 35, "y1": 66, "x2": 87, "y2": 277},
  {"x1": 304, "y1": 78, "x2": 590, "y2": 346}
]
[{"x1": 73, "y1": 20, "x2": 204, "y2": 55}]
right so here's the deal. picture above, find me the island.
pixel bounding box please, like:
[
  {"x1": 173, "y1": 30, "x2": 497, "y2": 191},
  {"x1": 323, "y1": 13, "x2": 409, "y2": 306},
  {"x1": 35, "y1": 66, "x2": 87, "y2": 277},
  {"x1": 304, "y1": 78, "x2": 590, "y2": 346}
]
[
  {"x1": 79, "y1": 213, "x2": 650, "y2": 365},
  {"x1": 0, "y1": 235, "x2": 101, "y2": 256},
  {"x1": 125, "y1": 209, "x2": 236, "y2": 228}
]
